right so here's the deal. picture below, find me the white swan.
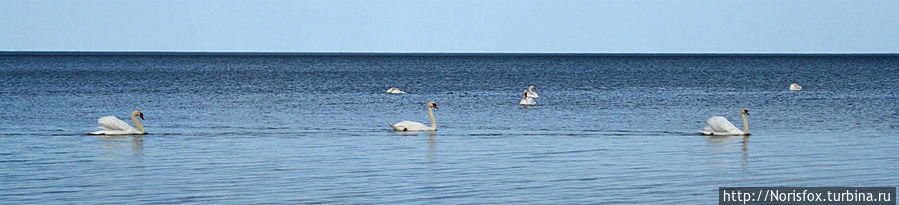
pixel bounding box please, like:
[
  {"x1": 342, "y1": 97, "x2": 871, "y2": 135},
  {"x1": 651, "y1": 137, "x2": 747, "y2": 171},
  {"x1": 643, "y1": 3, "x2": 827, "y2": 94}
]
[
  {"x1": 386, "y1": 88, "x2": 407, "y2": 94},
  {"x1": 89, "y1": 110, "x2": 146, "y2": 135},
  {"x1": 789, "y1": 83, "x2": 801, "y2": 91},
  {"x1": 519, "y1": 90, "x2": 536, "y2": 106},
  {"x1": 527, "y1": 85, "x2": 539, "y2": 98},
  {"x1": 389, "y1": 102, "x2": 438, "y2": 131},
  {"x1": 700, "y1": 108, "x2": 750, "y2": 136}
]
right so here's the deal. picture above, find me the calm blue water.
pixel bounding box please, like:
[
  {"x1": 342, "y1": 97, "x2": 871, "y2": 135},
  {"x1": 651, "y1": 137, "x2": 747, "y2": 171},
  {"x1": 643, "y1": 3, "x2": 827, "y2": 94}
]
[{"x1": 1, "y1": 54, "x2": 897, "y2": 204}]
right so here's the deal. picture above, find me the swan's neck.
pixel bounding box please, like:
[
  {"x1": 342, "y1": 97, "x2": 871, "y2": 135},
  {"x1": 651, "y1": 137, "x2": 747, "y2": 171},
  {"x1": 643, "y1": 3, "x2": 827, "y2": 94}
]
[
  {"x1": 427, "y1": 106, "x2": 436, "y2": 130},
  {"x1": 131, "y1": 111, "x2": 145, "y2": 133},
  {"x1": 741, "y1": 113, "x2": 749, "y2": 135}
]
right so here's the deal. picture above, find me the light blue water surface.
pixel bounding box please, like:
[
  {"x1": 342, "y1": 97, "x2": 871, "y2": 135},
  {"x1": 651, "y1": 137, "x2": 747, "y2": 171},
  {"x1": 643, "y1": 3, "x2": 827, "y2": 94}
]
[{"x1": 0, "y1": 55, "x2": 897, "y2": 204}]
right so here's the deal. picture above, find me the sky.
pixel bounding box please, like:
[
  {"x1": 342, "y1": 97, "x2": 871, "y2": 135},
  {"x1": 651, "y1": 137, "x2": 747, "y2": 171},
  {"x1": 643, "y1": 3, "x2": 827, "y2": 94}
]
[{"x1": 1, "y1": 0, "x2": 898, "y2": 53}]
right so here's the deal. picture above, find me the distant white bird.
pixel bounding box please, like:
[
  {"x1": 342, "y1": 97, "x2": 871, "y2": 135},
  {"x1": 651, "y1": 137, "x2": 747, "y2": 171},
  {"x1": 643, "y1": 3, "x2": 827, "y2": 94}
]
[
  {"x1": 389, "y1": 102, "x2": 438, "y2": 131},
  {"x1": 519, "y1": 90, "x2": 536, "y2": 106},
  {"x1": 700, "y1": 108, "x2": 750, "y2": 136},
  {"x1": 789, "y1": 83, "x2": 802, "y2": 91},
  {"x1": 89, "y1": 110, "x2": 146, "y2": 135},
  {"x1": 386, "y1": 88, "x2": 407, "y2": 94},
  {"x1": 527, "y1": 85, "x2": 539, "y2": 98}
]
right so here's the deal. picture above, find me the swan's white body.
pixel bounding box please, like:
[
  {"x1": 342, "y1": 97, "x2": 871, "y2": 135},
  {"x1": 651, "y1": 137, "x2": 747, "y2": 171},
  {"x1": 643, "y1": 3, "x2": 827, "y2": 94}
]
[
  {"x1": 390, "y1": 121, "x2": 432, "y2": 131},
  {"x1": 527, "y1": 85, "x2": 539, "y2": 98},
  {"x1": 789, "y1": 83, "x2": 802, "y2": 91},
  {"x1": 389, "y1": 102, "x2": 437, "y2": 131},
  {"x1": 519, "y1": 97, "x2": 536, "y2": 106},
  {"x1": 700, "y1": 108, "x2": 750, "y2": 136},
  {"x1": 519, "y1": 90, "x2": 536, "y2": 106},
  {"x1": 386, "y1": 88, "x2": 407, "y2": 94},
  {"x1": 90, "y1": 110, "x2": 146, "y2": 135}
]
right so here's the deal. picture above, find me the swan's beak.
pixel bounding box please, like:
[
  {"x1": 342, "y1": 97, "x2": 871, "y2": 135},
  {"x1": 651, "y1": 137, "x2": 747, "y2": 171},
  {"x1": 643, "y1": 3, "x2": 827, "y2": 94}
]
[
  {"x1": 139, "y1": 113, "x2": 145, "y2": 120},
  {"x1": 433, "y1": 105, "x2": 438, "y2": 109}
]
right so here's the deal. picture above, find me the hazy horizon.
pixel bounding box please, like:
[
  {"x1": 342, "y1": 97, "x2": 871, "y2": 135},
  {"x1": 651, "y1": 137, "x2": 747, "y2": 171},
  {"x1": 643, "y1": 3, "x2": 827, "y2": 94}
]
[
  {"x1": 3, "y1": 51, "x2": 898, "y2": 55},
  {"x1": 3, "y1": 0, "x2": 898, "y2": 53}
]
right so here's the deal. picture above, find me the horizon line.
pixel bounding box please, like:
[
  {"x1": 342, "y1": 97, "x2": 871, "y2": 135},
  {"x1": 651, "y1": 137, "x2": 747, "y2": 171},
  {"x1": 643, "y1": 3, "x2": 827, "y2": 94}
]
[{"x1": 2, "y1": 51, "x2": 898, "y2": 57}]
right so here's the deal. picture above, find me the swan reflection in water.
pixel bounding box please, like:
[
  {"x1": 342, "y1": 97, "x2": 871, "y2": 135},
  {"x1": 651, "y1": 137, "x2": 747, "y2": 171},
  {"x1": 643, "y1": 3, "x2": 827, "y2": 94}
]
[
  {"x1": 427, "y1": 131, "x2": 436, "y2": 162},
  {"x1": 391, "y1": 130, "x2": 437, "y2": 162},
  {"x1": 740, "y1": 136, "x2": 748, "y2": 170},
  {"x1": 705, "y1": 135, "x2": 750, "y2": 170},
  {"x1": 98, "y1": 135, "x2": 143, "y2": 160}
]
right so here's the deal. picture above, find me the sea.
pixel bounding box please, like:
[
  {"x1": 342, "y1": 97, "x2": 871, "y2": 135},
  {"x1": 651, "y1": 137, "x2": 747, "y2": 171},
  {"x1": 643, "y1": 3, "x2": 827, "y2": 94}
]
[{"x1": 0, "y1": 53, "x2": 897, "y2": 204}]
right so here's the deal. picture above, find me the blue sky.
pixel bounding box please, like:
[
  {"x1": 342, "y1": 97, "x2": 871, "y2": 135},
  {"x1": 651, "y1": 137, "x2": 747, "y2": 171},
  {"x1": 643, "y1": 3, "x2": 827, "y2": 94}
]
[{"x1": 1, "y1": 0, "x2": 897, "y2": 53}]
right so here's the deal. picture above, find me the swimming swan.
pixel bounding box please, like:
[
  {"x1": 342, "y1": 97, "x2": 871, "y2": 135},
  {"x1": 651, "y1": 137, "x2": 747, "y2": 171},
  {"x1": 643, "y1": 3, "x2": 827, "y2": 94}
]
[
  {"x1": 527, "y1": 85, "x2": 539, "y2": 98},
  {"x1": 389, "y1": 102, "x2": 438, "y2": 131},
  {"x1": 700, "y1": 108, "x2": 750, "y2": 136},
  {"x1": 789, "y1": 83, "x2": 801, "y2": 91},
  {"x1": 89, "y1": 110, "x2": 146, "y2": 135},
  {"x1": 519, "y1": 90, "x2": 536, "y2": 106},
  {"x1": 386, "y1": 88, "x2": 407, "y2": 94}
]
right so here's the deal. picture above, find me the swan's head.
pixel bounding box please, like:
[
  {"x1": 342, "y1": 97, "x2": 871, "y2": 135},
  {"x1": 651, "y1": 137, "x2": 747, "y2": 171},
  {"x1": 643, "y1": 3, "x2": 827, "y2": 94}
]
[
  {"x1": 529, "y1": 85, "x2": 536, "y2": 90},
  {"x1": 131, "y1": 110, "x2": 145, "y2": 120},
  {"x1": 428, "y1": 102, "x2": 438, "y2": 109},
  {"x1": 741, "y1": 108, "x2": 749, "y2": 115}
]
